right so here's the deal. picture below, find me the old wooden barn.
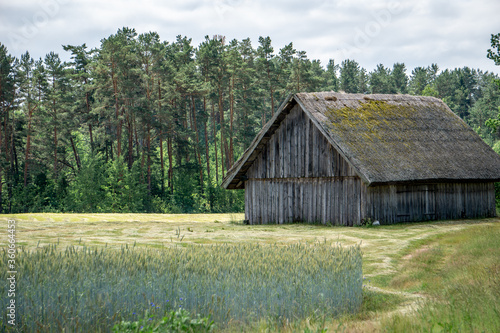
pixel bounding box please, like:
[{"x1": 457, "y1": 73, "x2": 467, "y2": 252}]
[{"x1": 222, "y1": 92, "x2": 500, "y2": 225}]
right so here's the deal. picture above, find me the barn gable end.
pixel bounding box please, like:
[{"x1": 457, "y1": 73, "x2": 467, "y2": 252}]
[{"x1": 245, "y1": 103, "x2": 365, "y2": 225}]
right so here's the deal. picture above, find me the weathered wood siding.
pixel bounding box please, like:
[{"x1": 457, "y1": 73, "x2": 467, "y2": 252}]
[
  {"x1": 245, "y1": 178, "x2": 365, "y2": 225},
  {"x1": 245, "y1": 104, "x2": 365, "y2": 225},
  {"x1": 367, "y1": 182, "x2": 497, "y2": 224}
]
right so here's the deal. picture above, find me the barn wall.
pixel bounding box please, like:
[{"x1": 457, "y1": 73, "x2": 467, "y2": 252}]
[
  {"x1": 367, "y1": 182, "x2": 497, "y2": 224},
  {"x1": 245, "y1": 104, "x2": 365, "y2": 226},
  {"x1": 245, "y1": 177, "x2": 365, "y2": 226},
  {"x1": 246, "y1": 104, "x2": 358, "y2": 179}
]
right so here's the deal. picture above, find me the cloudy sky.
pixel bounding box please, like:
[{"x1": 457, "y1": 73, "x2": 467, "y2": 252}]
[{"x1": 1, "y1": 0, "x2": 499, "y2": 74}]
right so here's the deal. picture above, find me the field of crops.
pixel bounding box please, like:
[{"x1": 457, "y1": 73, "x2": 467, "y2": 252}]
[{"x1": 1, "y1": 240, "x2": 362, "y2": 332}]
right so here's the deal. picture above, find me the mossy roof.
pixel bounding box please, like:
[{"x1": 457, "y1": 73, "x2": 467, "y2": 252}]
[{"x1": 222, "y1": 92, "x2": 500, "y2": 189}]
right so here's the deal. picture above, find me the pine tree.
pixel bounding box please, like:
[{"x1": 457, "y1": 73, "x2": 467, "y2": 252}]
[
  {"x1": 0, "y1": 44, "x2": 16, "y2": 212},
  {"x1": 256, "y1": 36, "x2": 276, "y2": 119},
  {"x1": 62, "y1": 44, "x2": 96, "y2": 154},
  {"x1": 391, "y1": 63, "x2": 408, "y2": 94},
  {"x1": 340, "y1": 59, "x2": 360, "y2": 93},
  {"x1": 17, "y1": 52, "x2": 38, "y2": 187},
  {"x1": 324, "y1": 59, "x2": 339, "y2": 91},
  {"x1": 370, "y1": 64, "x2": 396, "y2": 94},
  {"x1": 43, "y1": 51, "x2": 72, "y2": 180}
]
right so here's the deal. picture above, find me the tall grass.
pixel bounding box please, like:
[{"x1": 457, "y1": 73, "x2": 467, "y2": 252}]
[{"x1": 1, "y1": 242, "x2": 362, "y2": 332}]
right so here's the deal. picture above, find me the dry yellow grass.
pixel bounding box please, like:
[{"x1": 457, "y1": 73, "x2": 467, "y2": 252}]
[{"x1": 2, "y1": 213, "x2": 497, "y2": 278}]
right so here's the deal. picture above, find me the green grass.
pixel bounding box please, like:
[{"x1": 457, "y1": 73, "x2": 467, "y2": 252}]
[
  {"x1": 383, "y1": 224, "x2": 500, "y2": 332},
  {"x1": 1, "y1": 213, "x2": 499, "y2": 332}
]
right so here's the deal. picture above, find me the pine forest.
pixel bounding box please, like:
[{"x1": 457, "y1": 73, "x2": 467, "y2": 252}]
[{"x1": 1, "y1": 28, "x2": 499, "y2": 214}]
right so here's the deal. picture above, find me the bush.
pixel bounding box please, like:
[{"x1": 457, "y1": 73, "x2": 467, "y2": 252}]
[{"x1": 113, "y1": 308, "x2": 214, "y2": 333}]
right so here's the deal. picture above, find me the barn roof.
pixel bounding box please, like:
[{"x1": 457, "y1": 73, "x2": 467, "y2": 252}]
[{"x1": 222, "y1": 92, "x2": 500, "y2": 189}]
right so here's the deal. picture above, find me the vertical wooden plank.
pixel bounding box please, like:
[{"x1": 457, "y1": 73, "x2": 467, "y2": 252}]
[
  {"x1": 284, "y1": 115, "x2": 289, "y2": 178},
  {"x1": 326, "y1": 179, "x2": 331, "y2": 224},
  {"x1": 338, "y1": 179, "x2": 343, "y2": 226},
  {"x1": 305, "y1": 118, "x2": 310, "y2": 177},
  {"x1": 292, "y1": 109, "x2": 297, "y2": 177},
  {"x1": 316, "y1": 180, "x2": 321, "y2": 223},
  {"x1": 335, "y1": 179, "x2": 339, "y2": 225},
  {"x1": 288, "y1": 181, "x2": 293, "y2": 222},
  {"x1": 312, "y1": 125, "x2": 318, "y2": 177},
  {"x1": 321, "y1": 180, "x2": 328, "y2": 224},
  {"x1": 348, "y1": 178, "x2": 353, "y2": 226},
  {"x1": 269, "y1": 180, "x2": 273, "y2": 223},
  {"x1": 349, "y1": 179, "x2": 353, "y2": 226},
  {"x1": 299, "y1": 181, "x2": 303, "y2": 222},
  {"x1": 245, "y1": 181, "x2": 249, "y2": 222},
  {"x1": 288, "y1": 112, "x2": 293, "y2": 177},
  {"x1": 302, "y1": 180, "x2": 307, "y2": 223},
  {"x1": 276, "y1": 181, "x2": 281, "y2": 224},
  {"x1": 279, "y1": 118, "x2": 284, "y2": 179},
  {"x1": 283, "y1": 180, "x2": 288, "y2": 223},
  {"x1": 282, "y1": 181, "x2": 286, "y2": 224},
  {"x1": 298, "y1": 109, "x2": 303, "y2": 177},
  {"x1": 249, "y1": 180, "x2": 254, "y2": 224},
  {"x1": 307, "y1": 178, "x2": 314, "y2": 223},
  {"x1": 258, "y1": 180, "x2": 263, "y2": 224},
  {"x1": 262, "y1": 181, "x2": 266, "y2": 224},
  {"x1": 269, "y1": 134, "x2": 274, "y2": 178},
  {"x1": 359, "y1": 181, "x2": 366, "y2": 222},
  {"x1": 254, "y1": 180, "x2": 259, "y2": 224}
]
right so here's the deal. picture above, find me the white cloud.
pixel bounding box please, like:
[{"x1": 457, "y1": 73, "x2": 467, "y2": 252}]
[{"x1": 0, "y1": 0, "x2": 499, "y2": 74}]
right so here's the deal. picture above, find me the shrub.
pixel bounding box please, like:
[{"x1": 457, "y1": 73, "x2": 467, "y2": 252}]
[{"x1": 113, "y1": 308, "x2": 214, "y2": 333}]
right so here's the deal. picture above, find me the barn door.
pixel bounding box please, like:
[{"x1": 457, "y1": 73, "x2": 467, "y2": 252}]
[{"x1": 397, "y1": 184, "x2": 436, "y2": 222}]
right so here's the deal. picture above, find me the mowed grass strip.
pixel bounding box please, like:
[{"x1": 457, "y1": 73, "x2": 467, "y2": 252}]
[{"x1": 382, "y1": 223, "x2": 500, "y2": 332}]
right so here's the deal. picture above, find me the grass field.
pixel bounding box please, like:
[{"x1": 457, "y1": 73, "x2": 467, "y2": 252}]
[{"x1": 1, "y1": 213, "x2": 499, "y2": 332}]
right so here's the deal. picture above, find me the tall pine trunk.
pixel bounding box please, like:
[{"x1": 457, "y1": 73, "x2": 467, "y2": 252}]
[
  {"x1": 266, "y1": 62, "x2": 275, "y2": 116},
  {"x1": 158, "y1": 80, "x2": 165, "y2": 195},
  {"x1": 167, "y1": 135, "x2": 173, "y2": 193},
  {"x1": 53, "y1": 125, "x2": 58, "y2": 179},
  {"x1": 127, "y1": 112, "x2": 133, "y2": 169},
  {"x1": 203, "y1": 97, "x2": 210, "y2": 181},
  {"x1": 111, "y1": 62, "x2": 121, "y2": 158},
  {"x1": 70, "y1": 136, "x2": 81, "y2": 170},
  {"x1": 212, "y1": 102, "x2": 218, "y2": 183},
  {"x1": 84, "y1": 78, "x2": 94, "y2": 152},
  {"x1": 0, "y1": 108, "x2": 3, "y2": 212},
  {"x1": 146, "y1": 122, "x2": 151, "y2": 194},
  {"x1": 218, "y1": 83, "x2": 228, "y2": 176},
  {"x1": 23, "y1": 103, "x2": 36, "y2": 186},
  {"x1": 190, "y1": 95, "x2": 204, "y2": 191},
  {"x1": 229, "y1": 74, "x2": 235, "y2": 166}
]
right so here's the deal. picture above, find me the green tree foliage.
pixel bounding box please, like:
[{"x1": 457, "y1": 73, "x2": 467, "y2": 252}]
[
  {"x1": 392, "y1": 63, "x2": 408, "y2": 94},
  {"x1": 340, "y1": 59, "x2": 360, "y2": 93},
  {"x1": 370, "y1": 64, "x2": 396, "y2": 94},
  {"x1": 324, "y1": 59, "x2": 339, "y2": 91},
  {"x1": 0, "y1": 43, "x2": 17, "y2": 212},
  {"x1": 2, "y1": 30, "x2": 500, "y2": 213},
  {"x1": 485, "y1": 33, "x2": 500, "y2": 142},
  {"x1": 68, "y1": 153, "x2": 106, "y2": 212}
]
